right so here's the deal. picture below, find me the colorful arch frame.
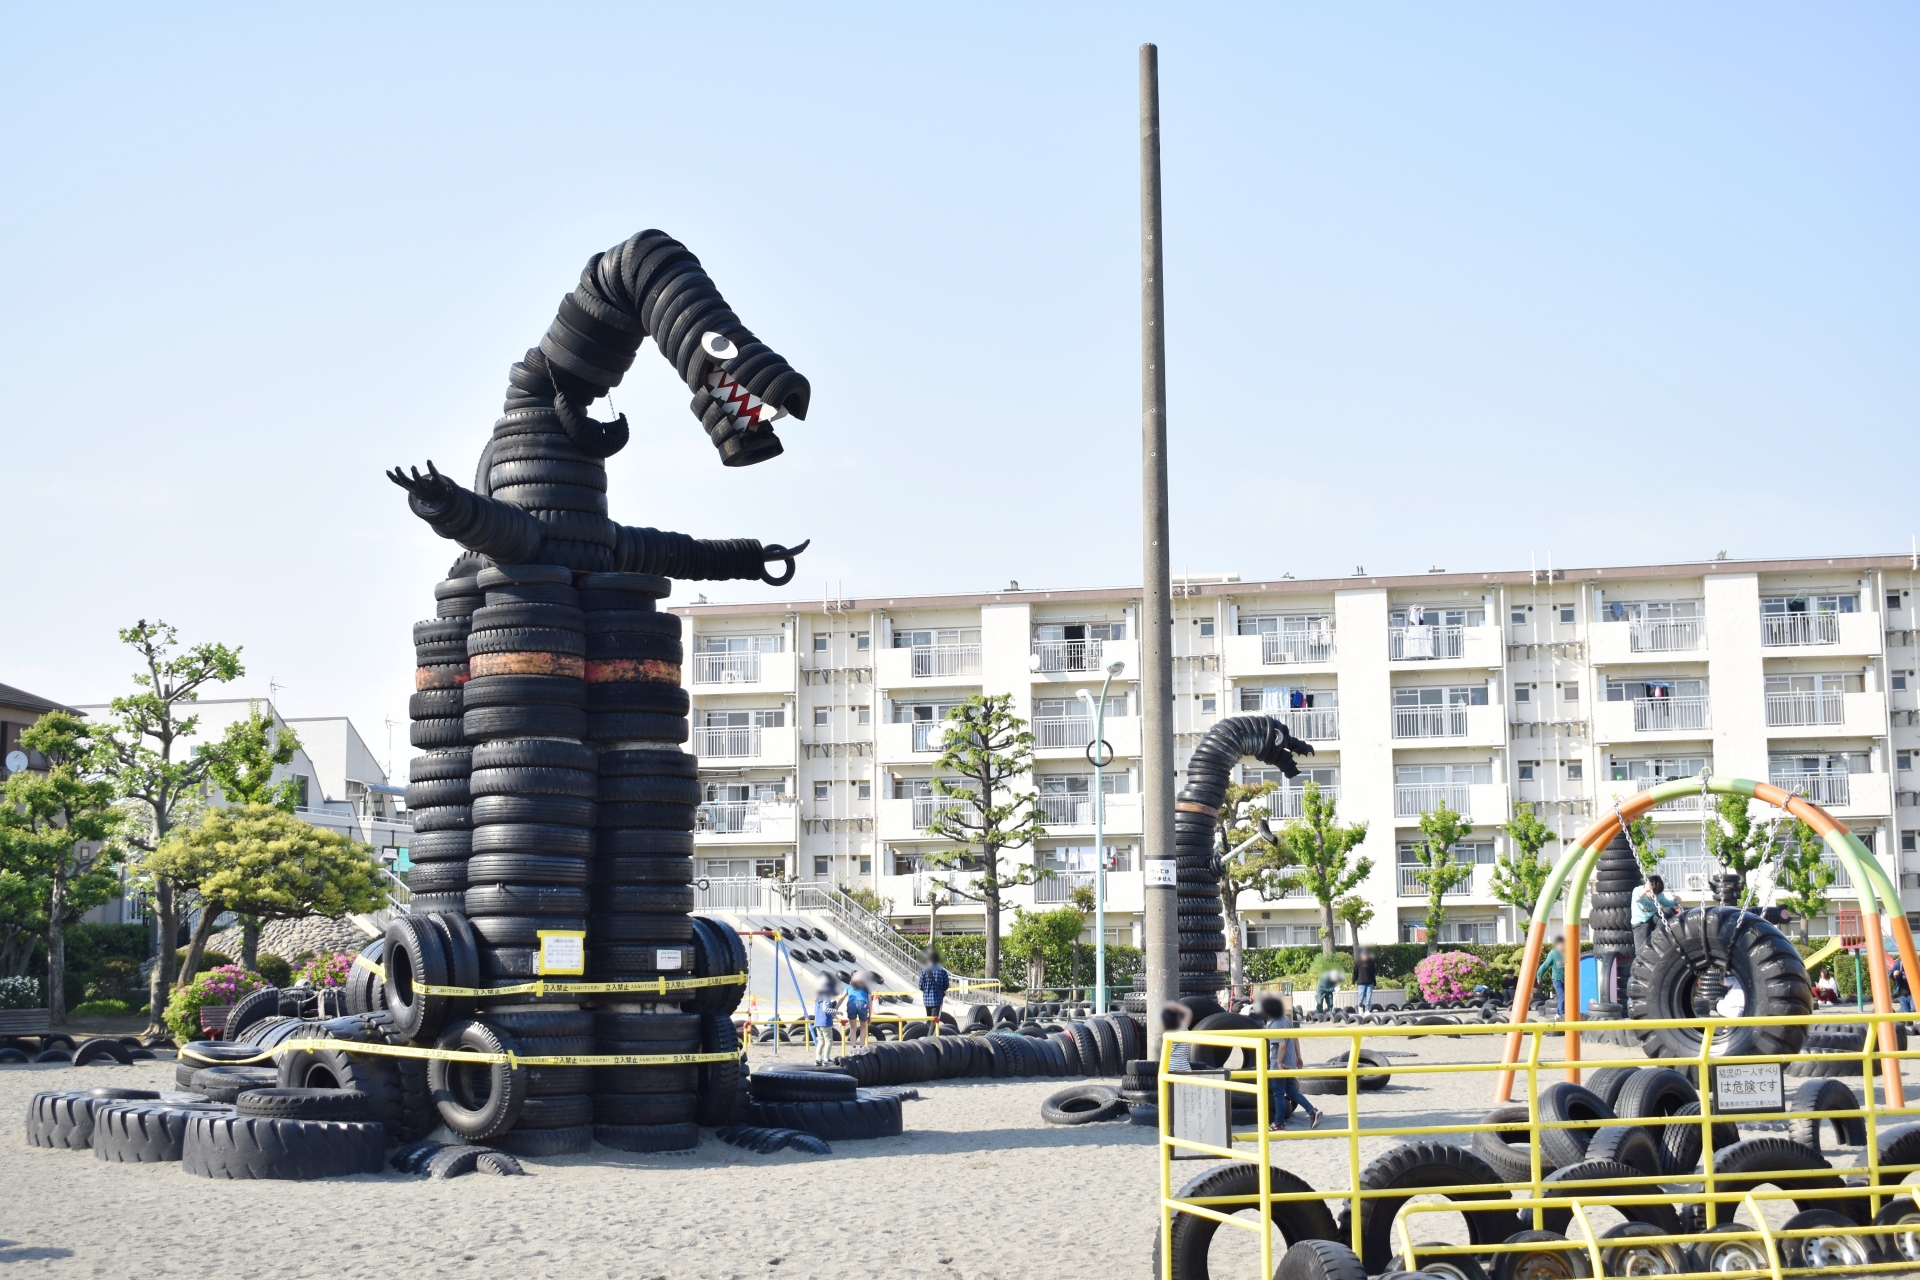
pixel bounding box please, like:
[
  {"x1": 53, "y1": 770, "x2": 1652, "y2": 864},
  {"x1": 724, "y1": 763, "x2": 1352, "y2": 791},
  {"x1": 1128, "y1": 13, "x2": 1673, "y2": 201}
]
[{"x1": 1494, "y1": 774, "x2": 1920, "y2": 1105}]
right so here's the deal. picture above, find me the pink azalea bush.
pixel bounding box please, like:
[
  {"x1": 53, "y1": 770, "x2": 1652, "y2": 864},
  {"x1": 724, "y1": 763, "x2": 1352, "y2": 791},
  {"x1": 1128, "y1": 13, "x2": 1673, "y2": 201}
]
[
  {"x1": 297, "y1": 952, "x2": 354, "y2": 989},
  {"x1": 163, "y1": 964, "x2": 269, "y2": 1044},
  {"x1": 1414, "y1": 951, "x2": 1489, "y2": 1004}
]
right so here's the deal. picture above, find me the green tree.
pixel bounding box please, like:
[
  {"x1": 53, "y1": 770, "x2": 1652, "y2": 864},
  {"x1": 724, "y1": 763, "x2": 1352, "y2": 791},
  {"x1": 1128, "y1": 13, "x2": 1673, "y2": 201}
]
[
  {"x1": 1411, "y1": 802, "x2": 1475, "y2": 955},
  {"x1": 920, "y1": 695, "x2": 1048, "y2": 981},
  {"x1": 1005, "y1": 905, "x2": 1086, "y2": 993},
  {"x1": 0, "y1": 714, "x2": 125, "y2": 1023},
  {"x1": 91, "y1": 621, "x2": 245, "y2": 1035},
  {"x1": 1216, "y1": 781, "x2": 1302, "y2": 994},
  {"x1": 1774, "y1": 817, "x2": 1836, "y2": 944},
  {"x1": 1493, "y1": 802, "x2": 1556, "y2": 934},
  {"x1": 1335, "y1": 894, "x2": 1375, "y2": 947},
  {"x1": 1067, "y1": 882, "x2": 1097, "y2": 913},
  {"x1": 1625, "y1": 814, "x2": 1663, "y2": 878},
  {"x1": 1703, "y1": 792, "x2": 1777, "y2": 905},
  {"x1": 206, "y1": 703, "x2": 304, "y2": 968},
  {"x1": 1272, "y1": 781, "x2": 1371, "y2": 956},
  {"x1": 148, "y1": 805, "x2": 385, "y2": 985}
]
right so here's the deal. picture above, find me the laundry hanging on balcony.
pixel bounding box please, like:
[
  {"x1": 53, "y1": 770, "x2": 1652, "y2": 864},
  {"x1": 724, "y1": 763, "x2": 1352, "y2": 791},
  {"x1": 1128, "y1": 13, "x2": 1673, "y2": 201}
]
[{"x1": 1403, "y1": 624, "x2": 1434, "y2": 659}]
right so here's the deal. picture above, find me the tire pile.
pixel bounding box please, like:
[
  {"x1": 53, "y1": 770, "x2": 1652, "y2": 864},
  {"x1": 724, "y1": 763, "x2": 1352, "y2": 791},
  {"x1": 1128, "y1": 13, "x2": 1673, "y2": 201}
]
[
  {"x1": 740, "y1": 1067, "x2": 902, "y2": 1140},
  {"x1": 1582, "y1": 830, "x2": 1641, "y2": 1041},
  {"x1": 834, "y1": 1013, "x2": 1144, "y2": 1087}
]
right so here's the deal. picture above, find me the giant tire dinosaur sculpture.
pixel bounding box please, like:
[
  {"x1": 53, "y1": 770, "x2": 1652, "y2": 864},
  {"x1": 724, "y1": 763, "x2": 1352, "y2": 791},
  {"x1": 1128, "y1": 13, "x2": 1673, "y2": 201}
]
[{"x1": 391, "y1": 231, "x2": 806, "y2": 1153}]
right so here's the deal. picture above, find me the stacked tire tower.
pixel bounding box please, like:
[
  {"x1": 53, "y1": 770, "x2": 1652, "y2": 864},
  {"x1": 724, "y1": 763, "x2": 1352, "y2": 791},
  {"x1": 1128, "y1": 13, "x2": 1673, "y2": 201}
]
[
  {"x1": 383, "y1": 230, "x2": 807, "y2": 1159},
  {"x1": 1170, "y1": 716, "x2": 1314, "y2": 1003},
  {"x1": 1584, "y1": 831, "x2": 1640, "y2": 1041}
]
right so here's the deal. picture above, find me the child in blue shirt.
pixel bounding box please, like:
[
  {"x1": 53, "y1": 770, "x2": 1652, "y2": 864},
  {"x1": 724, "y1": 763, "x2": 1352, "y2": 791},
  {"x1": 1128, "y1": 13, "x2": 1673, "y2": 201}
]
[
  {"x1": 845, "y1": 972, "x2": 873, "y2": 1054},
  {"x1": 812, "y1": 976, "x2": 840, "y2": 1064}
]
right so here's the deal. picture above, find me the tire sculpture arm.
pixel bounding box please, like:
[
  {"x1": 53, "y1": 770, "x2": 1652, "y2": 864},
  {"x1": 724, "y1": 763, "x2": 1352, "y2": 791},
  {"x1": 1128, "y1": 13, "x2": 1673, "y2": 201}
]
[
  {"x1": 387, "y1": 462, "x2": 545, "y2": 564},
  {"x1": 613, "y1": 526, "x2": 811, "y2": 586}
]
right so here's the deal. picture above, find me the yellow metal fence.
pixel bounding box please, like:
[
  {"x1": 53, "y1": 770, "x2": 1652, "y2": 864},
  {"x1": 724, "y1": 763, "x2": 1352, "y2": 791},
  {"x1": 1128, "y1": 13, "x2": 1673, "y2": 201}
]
[{"x1": 1157, "y1": 1011, "x2": 1920, "y2": 1279}]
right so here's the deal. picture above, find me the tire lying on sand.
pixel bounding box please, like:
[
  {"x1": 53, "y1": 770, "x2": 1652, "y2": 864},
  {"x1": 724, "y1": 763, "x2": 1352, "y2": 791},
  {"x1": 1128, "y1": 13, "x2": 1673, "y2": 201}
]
[
  {"x1": 26, "y1": 1088, "x2": 162, "y2": 1148},
  {"x1": 1334, "y1": 1142, "x2": 1519, "y2": 1274},
  {"x1": 1273, "y1": 1239, "x2": 1366, "y2": 1280},
  {"x1": 92, "y1": 1100, "x2": 233, "y2": 1163},
  {"x1": 1299, "y1": 1050, "x2": 1391, "y2": 1096},
  {"x1": 181, "y1": 1111, "x2": 386, "y2": 1180},
  {"x1": 1695, "y1": 1137, "x2": 1869, "y2": 1227},
  {"x1": 1152, "y1": 1163, "x2": 1338, "y2": 1280},
  {"x1": 1626, "y1": 907, "x2": 1811, "y2": 1062},
  {"x1": 1041, "y1": 1084, "x2": 1126, "y2": 1125}
]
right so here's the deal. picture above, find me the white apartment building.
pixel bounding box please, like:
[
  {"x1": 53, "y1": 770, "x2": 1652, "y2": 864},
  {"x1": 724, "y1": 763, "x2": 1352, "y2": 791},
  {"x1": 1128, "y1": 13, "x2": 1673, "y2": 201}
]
[{"x1": 676, "y1": 554, "x2": 1920, "y2": 947}]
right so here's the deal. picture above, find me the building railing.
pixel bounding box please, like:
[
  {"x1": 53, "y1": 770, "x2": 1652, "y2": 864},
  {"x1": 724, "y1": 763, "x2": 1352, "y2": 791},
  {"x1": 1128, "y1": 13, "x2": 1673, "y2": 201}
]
[
  {"x1": 1395, "y1": 783, "x2": 1471, "y2": 818},
  {"x1": 1389, "y1": 625, "x2": 1465, "y2": 661},
  {"x1": 911, "y1": 794, "x2": 975, "y2": 829},
  {"x1": 693, "y1": 725, "x2": 762, "y2": 758},
  {"x1": 909, "y1": 644, "x2": 981, "y2": 677},
  {"x1": 691, "y1": 875, "x2": 768, "y2": 911},
  {"x1": 1629, "y1": 618, "x2": 1705, "y2": 652},
  {"x1": 1036, "y1": 793, "x2": 1136, "y2": 826},
  {"x1": 1633, "y1": 775, "x2": 1706, "y2": 811},
  {"x1": 909, "y1": 721, "x2": 945, "y2": 753},
  {"x1": 1265, "y1": 784, "x2": 1340, "y2": 819},
  {"x1": 696, "y1": 800, "x2": 766, "y2": 834},
  {"x1": 1397, "y1": 865, "x2": 1475, "y2": 898},
  {"x1": 1771, "y1": 770, "x2": 1851, "y2": 806},
  {"x1": 788, "y1": 881, "x2": 938, "y2": 992},
  {"x1": 1032, "y1": 639, "x2": 1104, "y2": 672},
  {"x1": 1765, "y1": 690, "x2": 1845, "y2": 727},
  {"x1": 1762, "y1": 613, "x2": 1840, "y2": 647},
  {"x1": 1032, "y1": 716, "x2": 1095, "y2": 749},
  {"x1": 1262, "y1": 632, "x2": 1334, "y2": 665},
  {"x1": 1392, "y1": 706, "x2": 1468, "y2": 738},
  {"x1": 1278, "y1": 708, "x2": 1339, "y2": 741},
  {"x1": 1035, "y1": 871, "x2": 1096, "y2": 904},
  {"x1": 693, "y1": 651, "x2": 762, "y2": 683},
  {"x1": 1632, "y1": 695, "x2": 1711, "y2": 732}
]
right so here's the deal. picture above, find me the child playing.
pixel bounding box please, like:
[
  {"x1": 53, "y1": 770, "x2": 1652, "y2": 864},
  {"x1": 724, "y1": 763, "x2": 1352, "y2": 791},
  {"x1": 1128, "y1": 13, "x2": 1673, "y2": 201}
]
[
  {"x1": 812, "y1": 975, "x2": 841, "y2": 1064},
  {"x1": 845, "y1": 972, "x2": 873, "y2": 1053}
]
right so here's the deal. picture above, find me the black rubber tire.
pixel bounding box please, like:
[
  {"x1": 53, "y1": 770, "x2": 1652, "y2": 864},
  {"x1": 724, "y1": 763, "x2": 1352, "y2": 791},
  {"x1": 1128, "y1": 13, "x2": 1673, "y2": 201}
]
[
  {"x1": 409, "y1": 717, "x2": 466, "y2": 748},
  {"x1": 471, "y1": 794, "x2": 597, "y2": 827},
  {"x1": 408, "y1": 748, "x2": 474, "y2": 781},
  {"x1": 595, "y1": 800, "x2": 696, "y2": 830},
  {"x1": 598, "y1": 747, "x2": 696, "y2": 778},
  {"x1": 469, "y1": 765, "x2": 596, "y2": 798},
  {"x1": 408, "y1": 830, "x2": 472, "y2": 861},
  {"x1": 693, "y1": 1009, "x2": 742, "y2": 1126},
  {"x1": 514, "y1": 1094, "x2": 594, "y2": 1129},
  {"x1": 189, "y1": 1067, "x2": 280, "y2": 1104},
  {"x1": 465, "y1": 884, "x2": 591, "y2": 916},
  {"x1": 470, "y1": 603, "x2": 587, "y2": 633},
  {"x1": 1298, "y1": 1049, "x2": 1392, "y2": 1096},
  {"x1": 429, "y1": 1019, "x2": 526, "y2": 1141},
  {"x1": 1582, "y1": 1065, "x2": 1639, "y2": 1110},
  {"x1": 594, "y1": 1092, "x2": 697, "y2": 1126},
  {"x1": 90, "y1": 1101, "x2": 230, "y2": 1162},
  {"x1": 383, "y1": 913, "x2": 451, "y2": 1041},
  {"x1": 1627, "y1": 908, "x2": 1812, "y2": 1061},
  {"x1": 1472, "y1": 1104, "x2": 1543, "y2": 1182},
  {"x1": 1780, "y1": 1208, "x2": 1882, "y2": 1268},
  {"x1": 466, "y1": 853, "x2": 591, "y2": 887},
  {"x1": 586, "y1": 712, "x2": 687, "y2": 744},
  {"x1": 1582, "y1": 1123, "x2": 1664, "y2": 1177},
  {"x1": 1186, "y1": 1012, "x2": 1258, "y2": 1072},
  {"x1": 410, "y1": 804, "x2": 471, "y2": 832},
  {"x1": 1596, "y1": 1222, "x2": 1691, "y2": 1277},
  {"x1": 1659, "y1": 1100, "x2": 1738, "y2": 1175},
  {"x1": 587, "y1": 944, "x2": 695, "y2": 976},
  {"x1": 1613, "y1": 1066, "x2": 1699, "y2": 1157},
  {"x1": 1068, "y1": 1022, "x2": 1100, "y2": 1076},
  {"x1": 594, "y1": 1122, "x2": 698, "y2": 1152},
  {"x1": 461, "y1": 674, "x2": 586, "y2": 712},
  {"x1": 687, "y1": 916, "x2": 746, "y2": 1015},
  {"x1": 470, "y1": 915, "x2": 587, "y2": 946},
  {"x1": 465, "y1": 626, "x2": 587, "y2": 657},
  {"x1": 1154, "y1": 1162, "x2": 1337, "y2": 1280},
  {"x1": 1489, "y1": 1230, "x2": 1589, "y2": 1280},
  {"x1": 589, "y1": 913, "x2": 695, "y2": 943},
  {"x1": 1335, "y1": 1141, "x2": 1518, "y2": 1274},
  {"x1": 26, "y1": 1088, "x2": 161, "y2": 1148},
  {"x1": 750, "y1": 1067, "x2": 857, "y2": 1103},
  {"x1": 1873, "y1": 1195, "x2": 1920, "y2": 1265},
  {"x1": 584, "y1": 684, "x2": 689, "y2": 715},
  {"x1": 405, "y1": 777, "x2": 470, "y2": 808},
  {"x1": 740, "y1": 1094, "x2": 904, "y2": 1140},
  {"x1": 471, "y1": 824, "x2": 595, "y2": 857},
  {"x1": 234, "y1": 1088, "x2": 371, "y2": 1122},
  {"x1": 405, "y1": 861, "x2": 468, "y2": 892},
  {"x1": 70, "y1": 1036, "x2": 133, "y2": 1066},
  {"x1": 597, "y1": 829, "x2": 696, "y2": 856},
  {"x1": 471, "y1": 739, "x2": 598, "y2": 771},
  {"x1": 1041, "y1": 1084, "x2": 1126, "y2": 1124},
  {"x1": 1273, "y1": 1239, "x2": 1368, "y2": 1280},
  {"x1": 1538, "y1": 1159, "x2": 1682, "y2": 1236},
  {"x1": 1786, "y1": 1077, "x2": 1865, "y2": 1153},
  {"x1": 181, "y1": 1112, "x2": 386, "y2": 1179},
  {"x1": 1535, "y1": 1082, "x2": 1613, "y2": 1171},
  {"x1": 1703, "y1": 1136, "x2": 1868, "y2": 1225},
  {"x1": 464, "y1": 705, "x2": 588, "y2": 740},
  {"x1": 597, "y1": 774, "x2": 702, "y2": 805},
  {"x1": 596, "y1": 883, "x2": 696, "y2": 913},
  {"x1": 478, "y1": 946, "x2": 540, "y2": 979},
  {"x1": 277, "y1": 1041, "x2": 432, "y2": 1143}
]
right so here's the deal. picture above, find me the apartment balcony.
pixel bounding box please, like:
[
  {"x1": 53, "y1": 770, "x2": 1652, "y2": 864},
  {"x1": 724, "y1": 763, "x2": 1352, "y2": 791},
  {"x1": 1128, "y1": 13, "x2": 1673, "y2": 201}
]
[
  {"x1": 875, "y1": 794, "x2": 977, "y2": 840},
  {"x1": 1035, "y1": 870, "x2": 1095, "y2": 904},
  {"x1": 874, "y1": 644, "x2": 983, "y2": 689},
  {"x1": 690, "y1": 649, "x2": 796, "y2": 689},
  {"x1": 1760, "y1": 611, "x2": 1883, "y2": 657},
  {"x1": 1770, "y1": 771, "x2": 1852, "y2": 808},
  {"x1": 1397, "y1": 864, "x2": 1491, "y2": 900},
  {"x1": 1592, "y1": 619, "x2": 1708, "y2": 664},
  {"x1": 1265, "y1": 784, "x2": 1340, "y2": 819},
  {"x1": 875, "y1": 719, "x2": 951, "y2": 760},
  {"x1": 1393, "y1": 706, "x2": 1467, "y2": 739},
  {"x1": 1222, "y1": 632, "x2": 1335, "y2": 679},
  {"x1": 1388, "y1": 624, "x2": 1501, "y2": 668},
  {"x1": 1599, "y1": 777, "x2": 1708, "y2": 816},
  {"x1": 692, "y1": 725, "x2": 794, "y2": 770},
  {"x1": 1032, "y1": 715, "x2": 1141, "y2": 760},
  {"x1": 1030, "y1": 638, "x2": 1140, "y2": 683},
  {"x1": 1035, "y1": 793, "x2": 1140, "y2": 832},
  {"x1": 1277, "y1": 708, "x2": 1339, "y2": 742},
  {"x1": 1594, "y1": 697, "x2": 1712, "y2": 741},
  {"x1": 693, "y1": 799, "x2": 796, "y2": 844},
  {"x1": 1393, "y1": 781, "x2": 1508, "y2": 825},
  {"x1": 1765, "y1": 691, "x2": 1881, "y2": 738}
]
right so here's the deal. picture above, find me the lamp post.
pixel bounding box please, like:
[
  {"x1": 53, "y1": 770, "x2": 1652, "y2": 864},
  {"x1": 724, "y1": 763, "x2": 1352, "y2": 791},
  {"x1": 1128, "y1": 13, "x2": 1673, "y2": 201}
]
[{"x1": 1078, "y1": 659, "x2": 1127, "y2": 1011}]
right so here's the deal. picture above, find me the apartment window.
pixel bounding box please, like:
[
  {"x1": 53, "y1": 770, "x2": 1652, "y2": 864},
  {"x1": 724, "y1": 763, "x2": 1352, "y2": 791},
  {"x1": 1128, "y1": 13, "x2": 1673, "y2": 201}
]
[
  {"x1": 1240, "y1": 687, "x2": 1336, "y2": 713},
  {"x1": 1396, "y1": 763, "x2": 1492, "y2": 787},
  {"x1": 1562, "y1": 683, "x2": 1580, "y2": 702},
  {"x1": 814, "y1": 782, "x2": 831, "y2": 801},
  {"x1": 856, "y1": 780, "x2": 872, "y2": 800},
  {"x1": 1603, "y1": 599, "x2": 1704, "y2": 623},
  {"x1": 858, "y1": 855, "x2": 873, "y2": 875},
  {"x1": 1605, "y1": 677, "x2": 1705, "y2": 702},
  {"x1": 1898, "y1": 752, "x2": 1912, "y2": 772},
  {"x1": 891, "y1": 850, "x2": 919, "y2": 875},
  {"x1": 1894, "y1": 673, "x2": 1912, "y2": 692},
  {"x1": 292, "y1": 775, "x2": 310, "y2": 808},
  {"x1": 1903, "y1": 832, "x2": 1916, "y2": 855},
  {"x1": 1761, "y1": 592, "x2": 1859, "y2": 616},
  {"x1": 1765, "y1": 672, "x2": 1863, "y2": 696},
  {"x1": 855, "y1": 632, "x2": 870, "y2": 651},
  {"x1": 1514, "y1": 686, "x2": 1531, "y2": 703},
  {"x1": 853, "y1": 704, "x2": 872, "y2": 724},
  {"x1": 1511, "y1": 610, "x2": 1528, "y2": 626},
  {"x1": 1518, "y1": 761, "x2": 1537, "y2": 781},
  {"x1": 1609, "y1": 756, "x2": 1708, "y2": 784},
  {"x1": 813, "y1": 706, "x2": 830, "y2": 727},
  {"x1": 893, "y1": 627, "x2": 981, "y2": 648},
  {"x1": 1891, "y1": 594, "x2": 1905, "y2": 613},
  {"x1": 1392, "y1": 685, "x2": 1488, "y2": 707},
  {"x1": 1558, "y1": 606, "x2": 1575, "y2": 624},
  {"x1": 1200, "y1": 695, "x2": 1216, "y2": 714},
  {"x1": 704, "y1": 708, "x2": 786, "y2": 729},
  {"x1": 1198, "y1": 619, "x2": 1215, "y2": 638},
  {"x1": 1239, "y1": 613, "x2": 1333, "y2": 636},
  {"x1": 1037, "y1": 695, "x2": 1128, "y2": 720},
  {"x1": 1566, "y1": 760, "x2": 1584, "y2": 781},
  {"x1": 697, "y1": 633, "x2": 785, "y2": 654},
  {"x1": 813, "y1": 634, "x2": 829, "y2": 653},
  {"x1": 705, "y1": 780, "x2": 786, "y2": 802},
  {"x1": 892, "y1": 700, "x2": 963, "y2": 723},
  {"x1": 814, "y1": 856, "x2": 832, "y2": 877}
]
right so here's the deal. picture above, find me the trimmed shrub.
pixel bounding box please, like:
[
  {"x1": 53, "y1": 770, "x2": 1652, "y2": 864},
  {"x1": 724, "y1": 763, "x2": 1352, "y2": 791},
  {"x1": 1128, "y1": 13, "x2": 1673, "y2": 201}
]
[
  {"x1": 1414, "y1": 951, "x2": 1490, "y2": 1004},
  {"x1": 162, "y1": 965, "x2": 267, "y2": 1044},
  {"x1": 255, "y1": 954, "x2": 293, "y2": 988},
  {"x1": 0, "y1": 975, "x2": 42, "y2": 1010},
  {"x1": 71, "y1": 999, "x2": 134, "y2": 1017}
]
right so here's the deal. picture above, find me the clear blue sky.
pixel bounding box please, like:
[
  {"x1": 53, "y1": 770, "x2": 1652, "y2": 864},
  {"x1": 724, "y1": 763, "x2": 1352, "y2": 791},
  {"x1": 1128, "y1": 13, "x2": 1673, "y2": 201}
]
[{"x1": 4, "y1": 5, "x2": 1914, "y2": 775}]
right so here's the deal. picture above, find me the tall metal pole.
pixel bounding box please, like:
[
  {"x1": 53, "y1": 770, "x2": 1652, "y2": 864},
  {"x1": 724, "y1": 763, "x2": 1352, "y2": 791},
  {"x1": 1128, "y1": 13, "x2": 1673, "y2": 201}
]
[{"x1": 1138, "y1": 42, "x2": 1178, "y2": 1059}]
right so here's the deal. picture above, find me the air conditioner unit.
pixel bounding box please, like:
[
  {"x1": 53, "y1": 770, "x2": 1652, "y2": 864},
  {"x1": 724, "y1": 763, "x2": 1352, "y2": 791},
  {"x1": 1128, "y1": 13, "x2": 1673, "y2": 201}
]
[{"x1": 1684, "y1": 873, "x2": 1710, "y2": 894}]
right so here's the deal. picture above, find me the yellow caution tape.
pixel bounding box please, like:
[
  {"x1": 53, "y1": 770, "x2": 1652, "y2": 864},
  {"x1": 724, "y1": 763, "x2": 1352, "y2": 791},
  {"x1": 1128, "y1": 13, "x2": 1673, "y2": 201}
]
[{"x1": 351, "y1": 953, "x2": 746, "y2": 998}]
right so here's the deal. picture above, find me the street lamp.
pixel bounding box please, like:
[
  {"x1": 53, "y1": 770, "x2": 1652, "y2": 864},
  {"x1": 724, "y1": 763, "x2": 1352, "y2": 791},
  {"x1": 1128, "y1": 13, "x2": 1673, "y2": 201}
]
[{"x1": 1077, "y1": 659, "x2": 1126, "y2": 1012}]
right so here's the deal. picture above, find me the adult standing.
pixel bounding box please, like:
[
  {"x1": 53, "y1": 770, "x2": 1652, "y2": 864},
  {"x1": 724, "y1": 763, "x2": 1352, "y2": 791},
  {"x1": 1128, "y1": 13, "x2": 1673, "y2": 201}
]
[
  {"x1": 1540, "y1": 937, "x2": 1566, "y2": 1019},
  {"x1": 1257, "y1": 995, "x2": 1321, "y2": 1129},
  {"x1": 918, "y1": 949, "x2": 951, "y2": 1034},
  {"x1": 1352, "y1": 948, "x2": 1377, "y2": 1012},
  {"x1": 1632, "y1": 875, "x2": 1679, "y2": 954}
]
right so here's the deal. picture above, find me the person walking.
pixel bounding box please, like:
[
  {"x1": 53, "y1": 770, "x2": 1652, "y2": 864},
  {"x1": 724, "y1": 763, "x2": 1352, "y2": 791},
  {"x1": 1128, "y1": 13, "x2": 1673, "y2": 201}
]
[
  {"x1": 1315, "y1": 964, "x2": 1340, "y2": 1013},
  {"x1": 844, "y1": 971, "x2": 873, "y2": 1053},
  {"x1": 1352, "y1": 948, "x2": 1377, "y2": 1012},
  {"x1": 1540, "y1": 937, "x2": 1566, "y2": 1019},
  {"x1": 918, "y1": 950, "x2": 951, "y2": 1035},
  {"x1": 811, "y1": 975, "x2": 840, "y2": 1065},
  {"x1": 1258, "y1": 994, "x2": 1321, "y2": 1129},
  {"x1": 1632, "y1": 875, "x2": 1679, "y2": 954}
]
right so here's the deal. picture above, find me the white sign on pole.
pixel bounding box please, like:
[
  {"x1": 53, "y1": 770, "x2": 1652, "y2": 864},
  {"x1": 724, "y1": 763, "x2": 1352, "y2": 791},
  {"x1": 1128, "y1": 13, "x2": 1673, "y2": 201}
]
[
  {"x1": 1144, "y1": 859, "x2": 1177, "y2": 888},
  {"x1": 1712, "y1": 1062, "x2": 1784, "y2": 1112}
]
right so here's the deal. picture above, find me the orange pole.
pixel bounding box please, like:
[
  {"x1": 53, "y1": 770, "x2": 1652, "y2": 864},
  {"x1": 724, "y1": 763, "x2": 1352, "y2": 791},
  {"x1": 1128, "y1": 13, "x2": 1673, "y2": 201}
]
[
  {"x1": 1860, "y1": 914, "x2": 1906, "y2": 1107},
  {"x1": 1495, "y1": 916, "x2": 1551, "y2": 1103}
]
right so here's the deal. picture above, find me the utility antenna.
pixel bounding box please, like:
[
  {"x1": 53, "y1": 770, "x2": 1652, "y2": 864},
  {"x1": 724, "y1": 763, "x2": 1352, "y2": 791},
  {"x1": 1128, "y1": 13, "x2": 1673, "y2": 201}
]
[{"x1": 269, "y1": 678, "x2": 286, "y2": 708}]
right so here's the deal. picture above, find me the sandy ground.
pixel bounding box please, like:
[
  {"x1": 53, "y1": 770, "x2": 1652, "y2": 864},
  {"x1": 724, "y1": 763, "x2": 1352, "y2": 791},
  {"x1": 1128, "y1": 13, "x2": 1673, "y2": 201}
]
[{"x1": 1, "y1": 1033, "x2": 1913, "y2": 1279}]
